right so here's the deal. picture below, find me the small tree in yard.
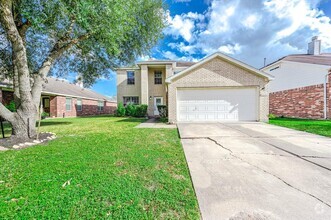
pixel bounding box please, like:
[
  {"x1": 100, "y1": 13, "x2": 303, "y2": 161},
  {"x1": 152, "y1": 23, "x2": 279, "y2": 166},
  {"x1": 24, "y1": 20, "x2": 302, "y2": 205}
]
[{"x1": 0, "y1": 0, "x2": 166, "y2": 139}]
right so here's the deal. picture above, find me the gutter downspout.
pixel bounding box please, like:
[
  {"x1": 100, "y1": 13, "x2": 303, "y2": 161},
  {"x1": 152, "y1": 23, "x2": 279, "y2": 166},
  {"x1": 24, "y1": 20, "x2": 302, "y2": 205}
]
[{"x1": 324, "y1": 70, "x2": 330, "y2": 119}]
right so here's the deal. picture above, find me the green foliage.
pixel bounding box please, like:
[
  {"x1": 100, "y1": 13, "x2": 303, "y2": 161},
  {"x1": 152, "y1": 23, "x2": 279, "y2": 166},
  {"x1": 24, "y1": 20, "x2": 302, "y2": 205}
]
[
  {"x1": 0, "y1": 117, "x2": 200, "y2": 218},
  {"x1": 268, "y1": 113, "x2": 276, "y2": 119},
  {"x1": 41, "y1": 112, "x2": 49, "y2": 119},
  {"x1": 157, "y1": 105, "x2": 167, "y2": 118},
  {"x1": 159, "y1": 117, "x2": 168, "y2": 123},
  {"x1": 134, "y1": 105, "x2": 148, "y2": 118},
  {"x1": 122, "y1": 104, "x2": 147, "y2": 117},
  {"x1": 116, "y1": 102, "x2": 126, "y2": 117},
  {"x1": 125, "y1": 103, "x2": 136, "y2": 117},
  {"x1": 5, "y1": 101, "x2": 16, "y2": 112},
  {"x1": 1, "y1": 0, "x2": 167, "y2": 86}
]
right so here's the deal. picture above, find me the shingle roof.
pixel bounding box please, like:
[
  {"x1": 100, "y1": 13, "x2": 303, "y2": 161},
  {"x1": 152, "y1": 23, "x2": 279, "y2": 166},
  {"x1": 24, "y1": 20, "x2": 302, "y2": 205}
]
[
  {"x1": 282, "y1": 53, "x2": 331, "y2": 66},
  {"x1": 0, "y1": 77, "x2": 114, "y2": 102},
  {"x1": 176, "y1": 61, "x2": 196, "y2": 67},
  {"x1": 135, "y1": 60, "x2": 196, "y2": 67},
  {"x1": 42, "y1": 77, "x2": 114, "y2": 102},
  {"x1": 264, "y1": 53, "x2": 331, "y2": 68}
]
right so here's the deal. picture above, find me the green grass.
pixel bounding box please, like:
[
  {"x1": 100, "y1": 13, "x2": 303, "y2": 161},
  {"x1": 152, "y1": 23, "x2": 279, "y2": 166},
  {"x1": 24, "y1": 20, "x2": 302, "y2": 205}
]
[
  {"x1": 0, "y1": 116, "x2": 199, "y2": 219},
  {"x1": 0, "y1": 122, "x2": 11, "y2": 139},
  {"x1": 269, "y1": 117, "x2": 331, "y2": 137}
]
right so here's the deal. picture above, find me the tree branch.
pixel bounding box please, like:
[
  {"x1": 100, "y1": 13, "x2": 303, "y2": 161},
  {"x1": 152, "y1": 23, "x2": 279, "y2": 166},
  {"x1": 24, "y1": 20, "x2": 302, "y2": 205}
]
[
  {"x1": 17, "y1": 19, "x2": 31, "y2": 42},
  {"x1": 31, "y1": 33, "x2": 89, "y2": 106},
  {"x1": 0, "y1": 0, "x2": 33, "y2": 105},
  {"x1": 0, "y1": 102, "x2": 14, "y2": 123}
]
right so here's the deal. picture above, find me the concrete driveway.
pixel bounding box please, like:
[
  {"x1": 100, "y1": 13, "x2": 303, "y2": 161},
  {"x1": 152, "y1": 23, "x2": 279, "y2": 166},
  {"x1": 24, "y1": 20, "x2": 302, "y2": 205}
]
[{"x1": 178, "y1": 122, "x2": 331, "y2": 220}]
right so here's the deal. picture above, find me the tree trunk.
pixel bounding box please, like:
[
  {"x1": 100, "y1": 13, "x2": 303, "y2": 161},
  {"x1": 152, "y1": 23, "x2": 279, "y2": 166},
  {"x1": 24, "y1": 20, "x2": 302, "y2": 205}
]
[
  {"x1": 11, "y1": 113, "x2": 37, "y2": 138},
  {"x1": 0, "y1": 0, "x2": 37, "y2": 139}
]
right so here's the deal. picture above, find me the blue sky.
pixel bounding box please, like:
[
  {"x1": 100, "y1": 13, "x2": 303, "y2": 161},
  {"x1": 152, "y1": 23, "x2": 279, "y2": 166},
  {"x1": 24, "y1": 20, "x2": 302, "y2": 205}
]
[{"x1": 92, "y1": 0, "x2": 331, "y2": 97}]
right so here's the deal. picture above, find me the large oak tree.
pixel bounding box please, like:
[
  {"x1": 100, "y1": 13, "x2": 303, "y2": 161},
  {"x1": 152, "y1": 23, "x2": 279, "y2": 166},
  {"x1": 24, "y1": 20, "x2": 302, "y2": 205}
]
[{"x1": 0, "y1": 0, "x2": 166, "y2": 138}]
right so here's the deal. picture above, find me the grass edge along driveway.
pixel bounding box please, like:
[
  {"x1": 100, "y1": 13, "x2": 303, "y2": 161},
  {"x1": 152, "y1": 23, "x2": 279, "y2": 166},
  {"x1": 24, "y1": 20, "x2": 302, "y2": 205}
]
[
  {"x1": 269, "y1": 117, "x2": 331, "y2": 138},
  {"x1": 0, "y1": 116, "x2": 200, "y2": 219}
]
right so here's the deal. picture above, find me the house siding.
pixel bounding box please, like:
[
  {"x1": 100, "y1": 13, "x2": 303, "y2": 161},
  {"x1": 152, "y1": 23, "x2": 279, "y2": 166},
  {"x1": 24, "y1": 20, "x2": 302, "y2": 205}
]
[
  {"x1": 147, "y1": 67, "x2": 167, "y2": 116},
  {"x1": 269, "y1": 73, "x2": 331, "y2": 119},
  {"x1": 117, "y1": 69, "x2": 141, "y2": 105},
  {"x1": 0, "y1": 89, "x2": 116, "y2": 118},
  {"x1": 167, "y1": 57, "x2": 269, "y2": 123},
  {"x1": 264, "y1": 61, "x2": 330, "y2": 92},
  {"x1": 50, "y1": 96, "x2": 116, "y2": 117}
]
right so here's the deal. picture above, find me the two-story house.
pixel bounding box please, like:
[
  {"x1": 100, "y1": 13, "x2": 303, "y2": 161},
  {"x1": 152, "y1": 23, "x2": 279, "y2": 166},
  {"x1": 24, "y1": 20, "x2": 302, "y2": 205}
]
[
  {"x1": 262, "y1": 37, "x2": 331, "y2": 119},
  {"x1": 116, "y1": 52, "x2": 273, "y2": 123}
]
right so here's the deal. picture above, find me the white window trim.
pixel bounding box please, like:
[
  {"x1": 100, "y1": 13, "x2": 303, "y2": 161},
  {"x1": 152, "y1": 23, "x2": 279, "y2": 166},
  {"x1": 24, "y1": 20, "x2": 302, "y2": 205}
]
[
  {"x1": 98, "y1": 101, "x2": 104, "y2": 111},
  {"x1": 66, "y1": 97, "x2": 72, "y2": 111},
  {"x1": 77, "y1": 99, "x2": 82, "y2": 111}
]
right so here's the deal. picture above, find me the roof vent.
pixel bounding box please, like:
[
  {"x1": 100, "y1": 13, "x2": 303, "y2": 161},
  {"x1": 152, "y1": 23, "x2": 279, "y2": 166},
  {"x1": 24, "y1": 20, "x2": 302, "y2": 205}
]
[{"x1": 308, "y1": 36, "x2": 321, "y2": 55}]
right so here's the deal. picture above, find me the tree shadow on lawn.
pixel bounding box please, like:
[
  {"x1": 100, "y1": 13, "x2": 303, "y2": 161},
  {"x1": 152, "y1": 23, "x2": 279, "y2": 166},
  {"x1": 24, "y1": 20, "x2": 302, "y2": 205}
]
[
  {"x1": 115, "y1": 118, "x2": 147, "y2": 123},
  {"x1": 40, "y1": 121, "x2": 72, "y2": 127}
]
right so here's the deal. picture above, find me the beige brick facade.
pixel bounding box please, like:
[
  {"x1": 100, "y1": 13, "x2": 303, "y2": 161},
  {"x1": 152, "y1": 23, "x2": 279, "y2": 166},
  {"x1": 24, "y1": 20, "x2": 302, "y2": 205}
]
[
  {"x1": 167, "y1": 57, "x2": 270, "y2": 123},
  {"x1": 116, "y1": 54, "x2": 271, "y2": 122},
  {"x1": 147, "y1": 67, "x2": 167, "y2": 116},
  {"x1": 117, "y1": 69, "x2": 141, "y2": 104}
]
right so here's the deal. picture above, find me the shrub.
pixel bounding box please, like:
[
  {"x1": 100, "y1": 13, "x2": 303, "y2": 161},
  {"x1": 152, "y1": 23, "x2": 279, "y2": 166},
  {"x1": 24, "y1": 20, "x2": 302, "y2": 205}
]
[
  {"x1": 116, "y1": 102, "x2": 126, "y2": 116},
  {"x1": 41, "y1": 112, "x2": 49, "y2": 119},
  {"x1": 135, "y1": 105, "x2": 148, "y2": 117},
  {"x1": 268, "y1": 113, "x2": 276, "y2": 119},
  {"x1": 125, "y1": 104, "x2": 136, "y2": 117},
  {"x1": 5, "y1": 101, "x2": 16, "y2": 112},
  {"x1": 157, "y1": 105, "x2": 167, "y2": 118}
]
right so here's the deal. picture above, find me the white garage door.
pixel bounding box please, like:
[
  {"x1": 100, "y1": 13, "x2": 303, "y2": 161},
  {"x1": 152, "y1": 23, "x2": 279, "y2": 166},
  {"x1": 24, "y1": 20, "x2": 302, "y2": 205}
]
[{"x1": 177, "y1": 88, "x2": 258, "y2": 122}]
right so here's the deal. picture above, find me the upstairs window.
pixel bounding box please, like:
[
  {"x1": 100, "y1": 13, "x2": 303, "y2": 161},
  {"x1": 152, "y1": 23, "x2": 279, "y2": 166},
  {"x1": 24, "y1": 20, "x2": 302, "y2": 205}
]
[
  {"x1": 127, "y1": 71, "x2": 135, "y2": 85},
  {"x1": 66, "y1": 98, "x2": 72, "y2": 111},
  {"x1": 77, "y1": 99, "x2": 82, "y2": 111},
  {"x1": 154, "y1": 71, "x2": 162, "y2": 84},
  {"x1": 98, "y1": 101, "x2": 104, "y2": 111},
  {"x1": 123, "y1": 96, "x2": 139, "y2": 105}
]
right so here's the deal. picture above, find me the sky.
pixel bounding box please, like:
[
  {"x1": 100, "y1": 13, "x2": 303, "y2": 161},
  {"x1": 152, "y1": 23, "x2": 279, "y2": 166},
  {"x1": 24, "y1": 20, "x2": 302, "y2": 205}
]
[{"x1": 91, "y1": 0, "x2": 331, "y2": 98}]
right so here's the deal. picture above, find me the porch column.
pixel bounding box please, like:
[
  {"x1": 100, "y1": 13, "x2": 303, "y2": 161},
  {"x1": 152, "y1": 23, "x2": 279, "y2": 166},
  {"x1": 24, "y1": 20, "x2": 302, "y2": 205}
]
[
  {"x1": 165, "y1": 64, "x2": 173, "y2": 78},
  {"x1": 140, "y1": 64, "x2": 148, "y2": 104}
]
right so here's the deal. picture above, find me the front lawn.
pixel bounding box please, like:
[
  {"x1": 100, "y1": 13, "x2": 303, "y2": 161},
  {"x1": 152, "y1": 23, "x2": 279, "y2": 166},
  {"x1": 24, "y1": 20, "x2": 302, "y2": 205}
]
[
  {"x1": 269, "y1": 117, "x2": 331, "y2": 137},
  {"x1": 0, "y1": 116, "x2": 199, "y2": 219}
]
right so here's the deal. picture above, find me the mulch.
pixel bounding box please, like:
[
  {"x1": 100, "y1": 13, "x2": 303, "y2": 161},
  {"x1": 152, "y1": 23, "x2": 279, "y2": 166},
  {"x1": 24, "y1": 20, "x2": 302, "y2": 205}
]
[{"x1": 0, "y1": 132, "x2": 53, "y2": 149}]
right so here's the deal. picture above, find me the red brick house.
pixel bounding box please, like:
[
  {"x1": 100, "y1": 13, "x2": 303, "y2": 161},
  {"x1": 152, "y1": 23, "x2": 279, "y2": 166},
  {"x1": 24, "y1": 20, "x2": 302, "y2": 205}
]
[
  {"x1": 262, "y1": 37, "x2": 331, "y2": 119},
  {"x1": 0, "y1": 77, "x2": 117, "y2": 118}
]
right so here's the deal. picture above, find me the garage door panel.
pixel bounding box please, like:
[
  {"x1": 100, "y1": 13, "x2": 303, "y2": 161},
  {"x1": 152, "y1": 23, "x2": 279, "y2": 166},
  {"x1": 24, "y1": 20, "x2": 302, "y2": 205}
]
[{"x1": 177, "y1": 88, "x2": 257, "y2": 122}]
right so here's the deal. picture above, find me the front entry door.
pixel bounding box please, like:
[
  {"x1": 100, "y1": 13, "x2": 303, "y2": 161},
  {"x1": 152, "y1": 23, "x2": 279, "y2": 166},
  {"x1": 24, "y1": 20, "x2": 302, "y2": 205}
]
[{"x1": 154, "y1": 97, "x2": 163, "y2": 115}]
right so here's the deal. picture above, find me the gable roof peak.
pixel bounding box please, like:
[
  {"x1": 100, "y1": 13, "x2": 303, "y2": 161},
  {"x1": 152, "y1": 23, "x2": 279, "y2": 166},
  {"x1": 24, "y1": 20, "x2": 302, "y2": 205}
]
[{"x1": 165, "y1": 52, "x2": 274, "y2": 83}]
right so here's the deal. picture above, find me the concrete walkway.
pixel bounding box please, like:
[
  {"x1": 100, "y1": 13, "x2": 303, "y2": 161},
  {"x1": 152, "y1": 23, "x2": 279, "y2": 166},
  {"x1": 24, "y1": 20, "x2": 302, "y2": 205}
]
[
  {"x1": 178, "y1": 122, "x2": 331, "y2": 220},
  {"x1": 135, "y1": 118, "x2": 177, "y2": 129}
]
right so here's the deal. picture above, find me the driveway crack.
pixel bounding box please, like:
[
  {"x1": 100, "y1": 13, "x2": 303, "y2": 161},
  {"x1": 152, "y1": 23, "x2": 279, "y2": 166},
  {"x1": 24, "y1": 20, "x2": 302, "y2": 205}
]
[{"x1": 206, "y1": 137, "x2": 331, "y2": 209}]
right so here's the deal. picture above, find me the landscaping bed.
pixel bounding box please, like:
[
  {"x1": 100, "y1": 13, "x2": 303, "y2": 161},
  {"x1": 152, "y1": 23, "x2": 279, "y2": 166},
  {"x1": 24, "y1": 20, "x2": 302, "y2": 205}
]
[
  {"x1": 0, "y1": 116, "x2": 199, "y2": 219},
  {"x1": 0, "y1": 132, "x2": 56, "y2": 150},
  {"x1": 269, "y1": 117, "x2": 331, "y2": 137}
]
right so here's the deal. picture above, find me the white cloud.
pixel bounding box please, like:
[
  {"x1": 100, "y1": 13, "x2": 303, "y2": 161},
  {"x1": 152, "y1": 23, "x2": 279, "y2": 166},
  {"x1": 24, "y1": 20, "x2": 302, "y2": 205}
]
[
  {"x1": 218, "y1": 44, "x2": 242, "y2": 55},
  {"x1": 162, "y1": 50, "x2": 199, "y2": 62},
  {"x1": 164, "y1": 11, "x2": 205, "y2": 43},
  {"x1": 168, "y1": 42, "x2": 196, "y2": 54},
  {"x1": 242, "y1": 14, "x2": 259, "y2": 29},
  {"x1": 163, "y1": 0, "x2": 331, "y2": 67}
]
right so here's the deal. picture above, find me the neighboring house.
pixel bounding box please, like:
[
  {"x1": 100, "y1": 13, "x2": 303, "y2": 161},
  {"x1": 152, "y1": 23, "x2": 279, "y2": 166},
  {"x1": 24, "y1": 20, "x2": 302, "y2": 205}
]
[
  {"x1": 0, "y1": 77, "x2": 117, "y2": 117},
  {"x1": 262, "y1": 36, "x2": 331, "y2": 119},
  {"x1": 117, "y1": 52, "x2": 273, "y2": 123}
]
